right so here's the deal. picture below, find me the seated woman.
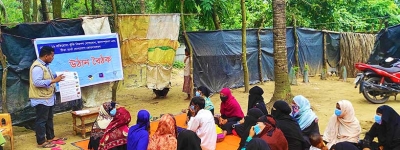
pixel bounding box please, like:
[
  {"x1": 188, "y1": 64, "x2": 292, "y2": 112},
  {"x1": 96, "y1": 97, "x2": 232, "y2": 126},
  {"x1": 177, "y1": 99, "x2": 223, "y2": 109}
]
[
  {"x1": 271, "y1": 100, "x2": 306, "y2": 150},
  {"x1": 248, "y1": 86, "x2": 268, "y2": 115},
  {"x1": 292, "y1": 95, "x2": 320, "y2": 147},
  {"x1": 361, "y1": 105, "x2": 400, "y2": 150},
  {"x1": 240, "y1": 115, "x2": 288, "y2": 150},
  {"x1": 177, "y1": 130, "x2": 202, "y2": 150},
  {"x1": 218, "y1": 88, "x2": 244, "y2": 136},
  {"x1": 99, "y1": 107, "x2": 131, "y2": 150},
  {"x1": 237, "y1": 108, "x2": 265, "y2": 149},
  {"x1": 330, "y1": 142, "x2": 359, "y2": 150},
  {"x1": 197, "y1": 86, "x2": 215, "y2": 115},
  {"x1": 88, "y1": 102, "x2": 115, "y2": 150},
  {"x1": 127, "y1": 110, "x2": 150, "y2": 150},
  {"x1": 148, "y1": 114, "x2": 178, "y2": 150},
  {"x1": 245, "y1": 138, "x2": 271, "y2": 150},
  {"x1": 323, "y1": 100, "x2": 361, "y2": 149},
  {"x1": 187, "y1": 86, "x2": 215, "y2": 120}
]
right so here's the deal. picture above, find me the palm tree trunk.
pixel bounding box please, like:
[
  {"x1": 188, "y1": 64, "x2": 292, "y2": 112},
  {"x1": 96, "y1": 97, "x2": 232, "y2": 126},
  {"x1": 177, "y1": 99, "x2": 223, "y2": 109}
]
[
  {"x1": 212, "y1": 5, "x2": 221, "y2": 30},
  {"x1": 241, "y1": 0, "x2": 249, "y2": 92},
  {"x1": 269, "y1": 0, "x2": 292, "y2": 105},
  {"x1": 140, "y1": 0, "x2": 145, "y2": 14},
  {"x1": 40, "y1": 0, "x2": 49, "y2": 21},
  {"x1": 52, "y1": 0, "x2": 62, "y2": 19},
  {"x1": 32, "y1": 0, "x2": 38, "y2": 22},
  {"x1": 22, "y1": 0, "x2": 31, "y2": 22}
]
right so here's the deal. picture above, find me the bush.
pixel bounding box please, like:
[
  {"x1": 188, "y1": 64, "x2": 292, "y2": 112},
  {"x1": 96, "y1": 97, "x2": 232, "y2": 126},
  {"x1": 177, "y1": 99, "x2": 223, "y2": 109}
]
[{"x1": 173, "y1": 61, "x2": 185, "y2": 69}]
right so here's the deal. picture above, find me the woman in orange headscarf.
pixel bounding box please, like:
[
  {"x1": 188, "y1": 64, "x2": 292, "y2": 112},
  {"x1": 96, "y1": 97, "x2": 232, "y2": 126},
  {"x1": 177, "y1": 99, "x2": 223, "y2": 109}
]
[{"x1": 148, "y1": 114, "x2": 178, "y2": 150}]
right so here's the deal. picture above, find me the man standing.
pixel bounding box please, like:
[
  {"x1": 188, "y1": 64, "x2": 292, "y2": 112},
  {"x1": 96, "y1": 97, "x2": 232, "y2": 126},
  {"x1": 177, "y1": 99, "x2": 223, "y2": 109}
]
[
  {"x1": 187, "y1": 97, "x2": 217, "y2": 150},
  {"x1": 30, "y1": 46, "x2": 65, "y2": 148}
]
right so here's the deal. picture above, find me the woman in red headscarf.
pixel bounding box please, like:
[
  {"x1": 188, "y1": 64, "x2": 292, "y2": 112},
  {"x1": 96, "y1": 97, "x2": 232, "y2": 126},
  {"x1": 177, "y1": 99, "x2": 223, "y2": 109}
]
[
  {"x1": 98, "y1": 107, "x2": 131, "y2": 150},
  {"x1": 218, "y1": 88, "x2": 244, "y2": 136}
]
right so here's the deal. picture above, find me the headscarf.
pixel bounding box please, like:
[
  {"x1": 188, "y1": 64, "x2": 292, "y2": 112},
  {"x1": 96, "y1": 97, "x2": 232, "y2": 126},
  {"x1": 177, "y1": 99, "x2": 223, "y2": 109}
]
[
  {"x1": 271, "y1": 100, "x2": 305, "y2": 149},
  {"x1": 88, "y1": 102, "x2": 114, "y2": 150},
  {"x1": 292, "y1": 95, "x2": 318, "y2": 130},
  {"x1": 246, "y1": 138, "x2": 271, "y2": 150},
  {"x1": 99, "y1": 107, "x2": 131, "y2": 150},
  {"x1": 148, "y1": 114, "x2": 178, "y2": 150},
  {"x1": 198, "y1": 86, "x2": 211, "y2": 97},
  {"x1": 96, "y1": 102, "x2": 115, "y2": 129},
  {"x1": 239, "y1": 108, "x2": 264, "y2": 149},
  {"x1": 256, "y1": 115, "x2": 289, "y2": 150},
  {"x1": 248, "y1": 86, "x2": 268, "y2": 115},
  {"x1": 330, "y1": 142, "x2": 359, "y2": 150},
  {"x1": 177, "y1": 130, "x2": 202, "y2": 150},
  {"x1": 376, "y1": 105, "x2": 400, "y2": 148},
  {"x1": 220, "y1": 88, "x2": 244, "y2": 118},
  {"x1": 323, "y1": 100, "x2": 361, "y2": 149},
  {"x1": 127, "y1": 110, "x2": 150, "y2": 150},
  {"x1": 377, "y1": 105, "x2": 400, "y2": 127}
]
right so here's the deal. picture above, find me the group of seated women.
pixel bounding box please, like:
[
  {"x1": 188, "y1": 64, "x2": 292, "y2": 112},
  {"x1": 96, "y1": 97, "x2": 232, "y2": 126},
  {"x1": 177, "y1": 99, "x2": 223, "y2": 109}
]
[{"x1": 86, "y1": 86, "x2": 400, "y2": 150}]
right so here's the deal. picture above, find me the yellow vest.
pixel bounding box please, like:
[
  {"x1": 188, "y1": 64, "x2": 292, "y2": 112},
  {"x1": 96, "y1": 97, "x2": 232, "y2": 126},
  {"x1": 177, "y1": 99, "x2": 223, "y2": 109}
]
[{"x1": 29, "y1": 60, "x2": 55, "y2": 99}]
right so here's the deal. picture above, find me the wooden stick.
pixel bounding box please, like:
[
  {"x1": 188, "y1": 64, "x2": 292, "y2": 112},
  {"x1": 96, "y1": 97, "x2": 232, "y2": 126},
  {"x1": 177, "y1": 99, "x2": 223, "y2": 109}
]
[{"x1": 0, "y1": 28, "x2": 8, "y2": 113}]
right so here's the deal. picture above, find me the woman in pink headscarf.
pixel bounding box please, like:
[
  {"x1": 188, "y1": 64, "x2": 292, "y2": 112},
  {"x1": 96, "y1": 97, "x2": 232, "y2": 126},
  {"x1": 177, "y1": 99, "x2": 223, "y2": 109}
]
[
  {"x1": 323, "y1": 100, "x2": 361, "y2": 149},
  {"x1": 218, "y1": 88, "x2": 244, "y2": 136}
]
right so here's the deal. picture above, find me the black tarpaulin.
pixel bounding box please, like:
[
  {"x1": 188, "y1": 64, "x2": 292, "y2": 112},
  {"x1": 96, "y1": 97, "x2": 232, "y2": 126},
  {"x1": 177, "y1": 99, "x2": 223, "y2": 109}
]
[
  {"x1": 368, "y1": 24, "x2": 400, "y2": 64},
  {"x1": 187, "y1": 28, "x2": 296, "y2": 93},
  {"x1": 0, "y1": 19, "x2": 84, "y2": 125}
]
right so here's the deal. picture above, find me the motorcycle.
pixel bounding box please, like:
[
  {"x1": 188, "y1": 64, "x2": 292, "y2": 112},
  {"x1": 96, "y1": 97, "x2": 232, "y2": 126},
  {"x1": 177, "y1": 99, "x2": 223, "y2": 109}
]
[{"x1": 354, "y1": 57, "x2": 400, "y2": 104}]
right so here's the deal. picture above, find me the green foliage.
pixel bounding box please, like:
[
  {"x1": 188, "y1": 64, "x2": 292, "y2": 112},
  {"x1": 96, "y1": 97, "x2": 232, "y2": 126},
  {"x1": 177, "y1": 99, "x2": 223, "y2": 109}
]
[
  {"x1": 1, "y1": 0, "x2": 399, "y2": 33},
  {"x1": 173, "y1": 61, "x2": 185, "y2": 69},
  {"x1": 3, "y1": 0, "x2": 23, "y2": 23}
]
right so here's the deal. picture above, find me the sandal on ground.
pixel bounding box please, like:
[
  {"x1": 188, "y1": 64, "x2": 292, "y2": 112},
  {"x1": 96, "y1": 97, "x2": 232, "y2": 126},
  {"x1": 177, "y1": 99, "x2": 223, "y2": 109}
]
[
  {"x1": 51, "y1": 140, "x2": 66, "y2": 145},
  {"x1": 51, "y1": 146, "x2": 62, "y2": 150},
  {"x1": 37, "y1": 142, "x2": 57, "y2": 148},
  {"x1": 51, "y1": 137, "x2": 68, "y2": 141}
]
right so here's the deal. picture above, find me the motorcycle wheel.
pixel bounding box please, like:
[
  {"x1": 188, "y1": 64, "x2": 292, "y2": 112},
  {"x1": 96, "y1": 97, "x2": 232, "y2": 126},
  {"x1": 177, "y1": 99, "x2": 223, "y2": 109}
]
[{"x1": 362, "y1": 77, "x2": 390, "y2": 104}]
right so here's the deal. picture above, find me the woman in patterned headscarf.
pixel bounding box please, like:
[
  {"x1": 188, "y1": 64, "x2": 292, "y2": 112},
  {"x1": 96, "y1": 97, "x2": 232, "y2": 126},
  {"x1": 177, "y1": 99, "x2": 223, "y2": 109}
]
[
  {"x1": 99, "y1": 107, "x2": 131, "y2": 150},
  {"x1": 88, "y1": 102, "x2": 115, "y2": 150},
  {"x1": 148, "y1": 114, "x2": 178, "y2": 150}
]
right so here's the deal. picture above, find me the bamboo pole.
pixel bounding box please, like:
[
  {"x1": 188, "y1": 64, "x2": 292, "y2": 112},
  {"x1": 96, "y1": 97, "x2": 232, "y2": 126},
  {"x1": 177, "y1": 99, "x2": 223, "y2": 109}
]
[
  {"x1": 111, "y1": 0, "x2": 118, "y2": 102},
  {"x1": 292, "y1": 15, "x2": 300, "y2": 77},
  {"x1": 0, "y1": 28, "x2": 8, "y2": 113},
  {"x1": 321, "y1": 31, "x2": 327, "y2": 80},
  {"x1": 181, "y1": 0, "x2": 195, "y2": 98},
  {"x1": 241, "y1": 0, "x2": 250, "y2": 92},
  {"x1": 257, "y1": 17, "x2": 265, "y2": 84}
]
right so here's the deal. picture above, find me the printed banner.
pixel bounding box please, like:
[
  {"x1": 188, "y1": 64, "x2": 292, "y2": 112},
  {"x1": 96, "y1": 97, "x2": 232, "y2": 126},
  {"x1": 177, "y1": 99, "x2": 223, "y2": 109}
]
[{"x1": 34, "y1": 33, "x2": 123, "y2": 87}]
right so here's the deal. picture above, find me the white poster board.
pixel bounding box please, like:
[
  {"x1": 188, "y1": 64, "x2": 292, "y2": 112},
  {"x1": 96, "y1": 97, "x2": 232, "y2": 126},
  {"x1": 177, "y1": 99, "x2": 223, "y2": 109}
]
[{"x1": 56, "y1": 71, "x2": 82, "y2": 103}]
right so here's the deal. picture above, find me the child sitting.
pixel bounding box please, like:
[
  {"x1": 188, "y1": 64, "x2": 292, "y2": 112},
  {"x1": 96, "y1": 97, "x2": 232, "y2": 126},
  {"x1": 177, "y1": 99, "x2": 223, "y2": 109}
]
[{"x1": 310, "y1": 133, "x2": 328, "y2": 150}]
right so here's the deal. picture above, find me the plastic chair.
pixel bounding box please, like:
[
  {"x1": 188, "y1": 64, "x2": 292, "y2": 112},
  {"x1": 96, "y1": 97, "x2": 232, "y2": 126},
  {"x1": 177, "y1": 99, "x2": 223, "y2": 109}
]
[{"x1": 0, "y1": 113, "x2": 13, "y2": 150}]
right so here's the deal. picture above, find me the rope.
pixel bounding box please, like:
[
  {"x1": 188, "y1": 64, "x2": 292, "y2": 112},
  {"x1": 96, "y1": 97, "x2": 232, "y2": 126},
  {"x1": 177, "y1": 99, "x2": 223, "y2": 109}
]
[{"x1": 1, "y1": 33, "x2": 34, "y2": 41}]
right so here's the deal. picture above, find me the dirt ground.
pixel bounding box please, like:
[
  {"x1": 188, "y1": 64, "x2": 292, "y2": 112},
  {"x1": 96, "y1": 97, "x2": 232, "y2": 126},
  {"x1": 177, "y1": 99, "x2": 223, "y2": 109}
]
[{"x1": 9, "y1": 69, "x2": 400, "y2": 150}]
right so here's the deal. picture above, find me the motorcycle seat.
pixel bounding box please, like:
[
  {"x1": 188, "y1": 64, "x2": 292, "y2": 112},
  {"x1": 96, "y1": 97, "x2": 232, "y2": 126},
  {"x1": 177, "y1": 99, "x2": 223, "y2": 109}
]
[{"x1": 370, "y1": 65, "x2": 400, "y2": 73}]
